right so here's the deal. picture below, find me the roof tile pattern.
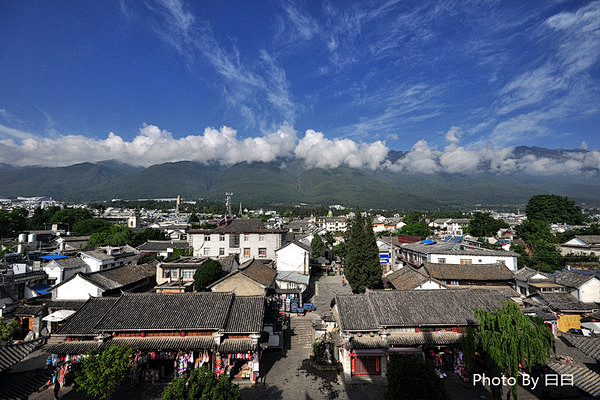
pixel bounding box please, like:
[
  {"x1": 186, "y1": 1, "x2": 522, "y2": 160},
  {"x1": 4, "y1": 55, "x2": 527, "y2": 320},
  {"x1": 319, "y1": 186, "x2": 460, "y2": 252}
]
[
  {"x1": 95, "y1": 292, "x2": 233, "y2": 331},
  {"x1": 336, "y1": 289, "x2": 514, "y2": 331},
  {"x1": 58, "y1": 297, "x2": 119, "y2": 335},
  {"x1": 422, "y1": 262, "x2": 514, "y2": 281}
]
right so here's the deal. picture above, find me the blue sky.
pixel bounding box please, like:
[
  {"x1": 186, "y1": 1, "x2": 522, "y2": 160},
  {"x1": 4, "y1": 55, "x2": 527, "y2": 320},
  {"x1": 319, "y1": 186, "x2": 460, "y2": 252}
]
[{"x1": 1, "y1": 0, "x2": 599, "y2": 174}]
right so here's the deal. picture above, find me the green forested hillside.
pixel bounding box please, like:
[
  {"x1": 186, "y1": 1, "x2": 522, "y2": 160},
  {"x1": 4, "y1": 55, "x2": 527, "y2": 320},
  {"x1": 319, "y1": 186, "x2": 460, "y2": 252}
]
[{"x1": 1, "y1": 158, "x2": 599, "y2": 209}]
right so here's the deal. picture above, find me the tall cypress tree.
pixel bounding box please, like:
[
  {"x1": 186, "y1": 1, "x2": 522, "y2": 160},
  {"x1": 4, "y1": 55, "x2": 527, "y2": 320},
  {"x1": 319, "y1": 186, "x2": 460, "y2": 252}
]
[
  {"x1": 363, "y1": 214, "x2": 383, "y2": 290},
  {"x1": 345, "y1": 208, "x2": 382, "y2": 293}
]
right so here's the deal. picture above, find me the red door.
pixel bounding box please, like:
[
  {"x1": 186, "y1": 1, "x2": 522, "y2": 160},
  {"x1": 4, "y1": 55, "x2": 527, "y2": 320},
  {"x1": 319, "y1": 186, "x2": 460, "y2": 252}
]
[{"x1": 353, "y1": 356, "x2": 380, "y2": 376}]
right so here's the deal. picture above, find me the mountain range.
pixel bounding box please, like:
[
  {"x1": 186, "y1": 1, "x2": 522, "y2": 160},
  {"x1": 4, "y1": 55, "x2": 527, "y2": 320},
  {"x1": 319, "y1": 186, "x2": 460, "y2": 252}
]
[{"x1": 1, "y1": 147, "x2": 599, "y2": 210}]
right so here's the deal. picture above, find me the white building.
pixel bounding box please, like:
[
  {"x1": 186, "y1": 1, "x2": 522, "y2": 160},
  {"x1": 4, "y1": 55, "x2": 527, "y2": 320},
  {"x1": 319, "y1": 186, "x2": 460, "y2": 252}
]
[
  {"x1": 275, "y1": 240, "x2": 311, "y2": 275},
  {"x1": 314, "y1": 217, "x2": 348, "y2": 233},
  {"x1": 555, "y1": 269, "x2": 600, "y2": 303},
  {"x1": 188, "y1": 219, "x2": 287, "y2": 263},
  {"x1": 42, "y1": 257, "x2": 88, "y2": 286},
  {"x1": 79, "y1": 245, "x2": 139, "y2": 272},
  {"x1": 560, "y1": 235, "x2": 600, "y2": 256},
  {"x1": 399, "y1": 241, "x2": 519, "y2": 271},
  {"x1": 430, "y1": 218, "x2": 470, "y2": 237}
]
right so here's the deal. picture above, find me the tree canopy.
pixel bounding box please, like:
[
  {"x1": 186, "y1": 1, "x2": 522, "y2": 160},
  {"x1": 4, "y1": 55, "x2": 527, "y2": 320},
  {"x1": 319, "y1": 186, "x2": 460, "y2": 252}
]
[
  {"x1": 87, "y1": 224, "x2": 133, "y2": 248},
  {"x1": 385, "y1": 354, "x2": 449, "y2": 400},
  {"x1": 310, "y1": 234, "x2": 326, "y2": 259},
  {"x1": 467, "y1": 212, "x2": 508, "y2": 237},
  {"x1": 344, "y1": 208, "x2": 382, "y2": 293},
  {"x1": 162, "y1": 366, "x2": 241, "y2": 400},
  {"x1": 462, "y1": 301, "x2": 554, "y2": 400},
  {"x1": 75, "y1": 345, "x2": 132, "y2": 400},
  {"x1": 397, "y1": 222, "x2": 432, "y2": 237},
  {"x1": 193, "y1": 259, "x2": 223, "y2": 291},
  {"x1": 525, "y1": 194, "x2": 585, "y2": 224}
]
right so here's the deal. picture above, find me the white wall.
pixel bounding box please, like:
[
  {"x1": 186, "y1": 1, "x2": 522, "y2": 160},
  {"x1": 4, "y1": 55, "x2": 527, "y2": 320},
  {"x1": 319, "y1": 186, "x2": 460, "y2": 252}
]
[
  {"x1": 191, "y1": 232, "x2": 283, "y2": 262},
  {"x1": 578, "y1": 278, "x2": 600, "y2": 303},
  {"x1": 429, "y1": 253, "x2": 518, "y2": 271},
  {"x1": 276, "y1": 244, "x2": 309, "y2": 275},
  {"x1": 52, "y1": 275, "x2": 103, "y2": 299}
]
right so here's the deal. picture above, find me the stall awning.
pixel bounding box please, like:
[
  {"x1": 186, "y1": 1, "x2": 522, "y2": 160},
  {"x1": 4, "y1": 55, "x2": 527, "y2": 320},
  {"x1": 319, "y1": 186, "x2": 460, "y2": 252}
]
[
  {"x1": 352, "y1": 349, "x2": 385, "y2": 357},
  {"x1": 42, "y1": 310, "x2": 76, "y2": 322}
]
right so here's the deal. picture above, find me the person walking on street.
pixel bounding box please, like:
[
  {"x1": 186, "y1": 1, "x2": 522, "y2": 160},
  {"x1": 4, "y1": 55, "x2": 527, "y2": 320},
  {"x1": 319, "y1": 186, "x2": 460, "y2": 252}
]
[{"x1": 53, "y1": 382, "x2": 60, "y2": 400}]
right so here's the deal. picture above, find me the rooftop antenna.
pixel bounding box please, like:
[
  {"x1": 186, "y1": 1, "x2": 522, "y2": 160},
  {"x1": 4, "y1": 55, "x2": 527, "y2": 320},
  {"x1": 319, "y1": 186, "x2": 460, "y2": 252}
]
[{"x1": 225, "y1": 192, "x2": 233, "y2": 216}]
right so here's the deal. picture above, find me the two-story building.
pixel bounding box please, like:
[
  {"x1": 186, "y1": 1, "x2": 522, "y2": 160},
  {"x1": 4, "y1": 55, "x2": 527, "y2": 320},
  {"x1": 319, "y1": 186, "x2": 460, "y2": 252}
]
[
  {"x1": 399, "y1": 241, "x2": 519, "y2": 271},
  {"x1": 334, "y1": 288, "x2": 518, "y2": 380},
  {"x1": 430, "y1": 218, "x2": 470, "y2": 237},
  {"x1": 188, "y1": 219, "x2": 286, "y2": 263},
  {"x1": 47, "y1": 292, "x2": 266, "y2": 384},
  {"x1": 79, "y1": 245, "x2": 140, "y2": 272}
]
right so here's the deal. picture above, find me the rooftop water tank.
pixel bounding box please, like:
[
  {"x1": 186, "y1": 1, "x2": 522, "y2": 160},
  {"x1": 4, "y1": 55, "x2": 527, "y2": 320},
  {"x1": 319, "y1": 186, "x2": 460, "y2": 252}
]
[
  {"x1": 18, "y1": 233, "x2": 27, "y2": 243},
  {"x1": 28, "y1": 233, "x2": 37, "y2": 243}
]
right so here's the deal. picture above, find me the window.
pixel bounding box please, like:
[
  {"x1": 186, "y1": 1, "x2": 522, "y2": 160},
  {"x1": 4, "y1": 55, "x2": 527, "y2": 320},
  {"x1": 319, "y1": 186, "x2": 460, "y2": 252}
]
[
  {"x1": 219, "y1": 248, "x2": 225, "y2": 256},
  {"x1": 219, "y1": 234, "x2": 226, "y2": 242},
  {"x1": 259, "y1": 234, "x2": 265, "y2": 242},
  {"x1": 203, "y1": 247, "x2": 211, "y2": 256},
  {"x1": 182, "y1": 269, "x2": 195, "y2": 279},
  {"x1": 171, "y1": 270, "x2": 178, "y2": 279},
  {"x1": 438, "y1": 258, "x2": 446, "y2": 263},
  {"x1": 244, "y1": 234, "x2": 249, "y2": 241},
  {"x1": 258, "y1": 248, "x2": 267, "y2": 257},
  {"x1": 230, "y1": 233, "x2": 240, "y2": 248},
  {"x1": 204, "y1": 235, "x2": 211, "y2": 241},
  {"x1": 496, "y1": 260, "x2": 505, "y2": 265},
  {"x1": 162, "y1": 269, "x2": 171, "y2": 279},
  {"x1": 243, "y1": 248, "x2": 250, "y2": 257},
  {"x1": 460, "y1": 259, "x2": 472, "y2": 264},
  {"x1": 48, "y1": 278, "x2": 56, "y2": 286}
]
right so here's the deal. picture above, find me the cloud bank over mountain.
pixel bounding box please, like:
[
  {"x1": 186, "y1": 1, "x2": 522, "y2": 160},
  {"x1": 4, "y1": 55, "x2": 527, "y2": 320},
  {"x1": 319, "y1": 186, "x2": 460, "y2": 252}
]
[{"x1": 1, "y1": 123, "x2": 599, "y2": 177}]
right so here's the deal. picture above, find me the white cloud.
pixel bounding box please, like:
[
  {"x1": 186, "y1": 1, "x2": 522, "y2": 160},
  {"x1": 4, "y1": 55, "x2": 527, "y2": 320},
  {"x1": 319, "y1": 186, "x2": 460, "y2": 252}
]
[
  {"x1": 1, "y1": 123, "x2": 599, "y2": 178},
  {"x1": 444, "y1": 126, "x2": 462, "y2": 143},
  {"x1": 294, "y1": 129, "x2": 388, "y2": 170}
]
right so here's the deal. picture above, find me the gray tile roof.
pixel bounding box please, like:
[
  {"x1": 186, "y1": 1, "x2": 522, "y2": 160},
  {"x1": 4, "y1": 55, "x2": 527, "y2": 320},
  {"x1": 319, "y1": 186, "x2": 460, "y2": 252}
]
[
  {"x1": 57, "y1": 297, "x2": 120, "y2": 335},
  {"x1": 555, "y1": 270, "x2": 597, "y2": 288},
  {"x1": 534, "y1": 292, "x2": 598, "y2": 313},
  {"x1": 95, "y1": 292, "x2": 233, "y2": 331},
  {"x1": 46, "y1": 336, "x2": 257, "y2": 354},
  {"x1": 547, "y1": 360, "x2": 600, "y2": 398},
  {"x1": 52, "y1": 257, "x2": 88, "y2": 270},
  {"x1": 136, "y1": 240, "x2": 189, "y2": 252},
  {"x1": 421, "y1": 262, "x2": 515, "y2": 281},
  {"x1": 561, "y1": 334, "x2": 600, "y2": 361},
  {"x1": 0, "y1": 338, "x2": 46, "y2": 373},
  {"x1": 385, "y1": 267, "x2": 439, "y2": 290},
  {"x1": 574, "y1": 235, "x2": 600, "y2": 246},
  {"x1": 52, "y1": 262, "x2": 157, "y2": 292},
  {"x1": 514, "y1": 266, "x2": 550, "y2": 282},
  {"x1": 212, "y1": 259, "x2": 276, "y2": 289},
  {"x1": 57, "y1": 292, "x2": 265, "y2": 336},
  {"x1": 336, "y1": 288, "x2": 515, "y2": 332},
  {"x1": 225, "y1": 295, "x2": 265, "y2": 333},
  {"x1": 346, "y1": 332, "x2": 463, "y2": 350}
]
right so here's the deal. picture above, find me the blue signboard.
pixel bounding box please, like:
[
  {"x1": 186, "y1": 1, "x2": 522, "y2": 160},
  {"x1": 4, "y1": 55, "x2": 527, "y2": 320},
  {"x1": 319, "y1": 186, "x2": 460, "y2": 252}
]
[{"x1": 379, "y1": 254, "x2": 390, "y2": 263}]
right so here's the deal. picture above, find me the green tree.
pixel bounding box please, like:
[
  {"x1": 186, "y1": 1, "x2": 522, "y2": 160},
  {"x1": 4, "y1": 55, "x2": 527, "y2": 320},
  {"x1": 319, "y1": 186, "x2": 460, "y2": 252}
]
[
  {"x1": 344, "y1": 208, "x2": 382, "y2": 293},
  {"x1": 0, "y1": 318, "x2": 20, "y2": 341},
  {"x1": 72, "y1": 218, "x2": 113, "y2": 236},
  {"x1": 525, "y1": 194, "x2": 586, "y2": 224},
  {"x1": 467, "y1": 212, "x2": 508, "y2": 237},
  {"x1": 193, "y1": 259, "x2": 223, "y2": 291},
  {"x1": 398, "y1": 222, "x2": 432, "y2": 237},
  {"x1": 87, "y1": 224, "x2": 132, "y2": 248},
  {"x1": 0, "y1": 209, "x2": 28, "y2": 238},
  {"x1": 132, "y1": 228, "x2": 168, "y2": 247},
  {"x1": 162, "y1": 367, "x2": 241, "y2": 400},
  {"x1": 75, "y1": 345, "x2": 132, "y2": 400},
  {"x1": 50, "y1": 207, "x2": 95, "y2": 228},
  {"x1": 385, "y1": 354, "x2": 449, "y2": 400},
  {"x1": 310, "y1": 234, "x2": 326, "y2": 259},
  {"x1": 462, "y1": 301, "x2": 554, "y2": 400}
]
